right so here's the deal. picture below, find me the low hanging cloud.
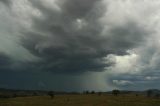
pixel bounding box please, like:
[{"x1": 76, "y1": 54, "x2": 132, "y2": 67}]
[
  {"x1": 0, "y1": 53, "x2": 12, "y2": 71},
  {"x1": 0, "y1": 0, "x2": 11, "y2": 6},
  {"x1": 17, "y1": 0, "x2": 150, "y2": 73},
  {"x1": 0, "y1": 0, "x2": 160, "y2": 90},
  {"x1": 0, "y1": 0, "x2": 153, "y2": 74}
]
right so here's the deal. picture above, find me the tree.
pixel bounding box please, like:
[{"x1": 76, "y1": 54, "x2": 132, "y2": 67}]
[
  {"x1": 147, "y1": 90, "x2": 152, "y2": 97},
  {"x1": 13, "y1": 93, "x2": 17, "y2": 98},
  {"x1": 91, "y1": 91, "x2": 95, "y2": 94},
  {"x1": 155, "y1": 94, "x2": 160, "y2": 98},
  {"x1": 83, "y1": 90, "x2": 89, "y2": 94},
  {"x1": 112, "y1": 89, "x2": 120, "y2": 96},
  {"x1": 33, "y1": 92, "x2": 38, "y2": 96},
  {"x1": 48, "y1": 91, "x2": 54, "y2": 99}
]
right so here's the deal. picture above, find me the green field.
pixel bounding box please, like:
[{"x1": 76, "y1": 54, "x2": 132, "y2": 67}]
[{"x1": 0, "y1": 94, "x2": 160, "y2": 106}]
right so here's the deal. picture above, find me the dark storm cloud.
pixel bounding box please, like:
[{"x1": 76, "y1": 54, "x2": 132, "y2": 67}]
[
  {"x1": 17, "y1": 0, "x2": 149, "y2": 74},
  {"x1": 1, "y1": 0, "x2": 160, "y2": 91},
  {"x1": 0, "y1": 54, "x2": 10, "y2": 65},
  {"x1": 21, "y1": 31, "x2": 109, "y2": 73},
  {"x1": 30, "y1": 0, "x2": 100, "y2": 18},
  {"x1": 104, "y1": 22, "x2": 149, "y2": 55},
  {"x1": 60, "y1": 0, "x2": 100, "y2": 18},
  {"x1": 0, "y1": 0, "x2": 11, "y2": 6},
  {"x1": 108, "y1": 22, "x2": 148, "y2": 50},
  {"x1": 0, "y1": 53, "x2": 12, "y2": 71}
]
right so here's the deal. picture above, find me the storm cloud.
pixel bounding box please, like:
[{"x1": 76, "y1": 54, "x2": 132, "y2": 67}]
[
  {"x1": 18, "y1": 0, "x2": 149, "y2": 74},
  {"x1": 0, "y1": 0, "x2": 160, "y2": 91},
  {"x1": 0, "y1": 0, "x2": 11, "y2": 6}
]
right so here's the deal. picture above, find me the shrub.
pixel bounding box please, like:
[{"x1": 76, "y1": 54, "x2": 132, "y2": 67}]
[
  {"x1": 48, "y1": 91, "x2": 54, "y2": 99},
  {"x1": 155, "y1": 94, "x2": 160, "y2": 98},
  {"x1": 91, "y1": 91, "x2": 95, "y2": 94},
  {"x1": 0, "y1": 94, "x2": 12, "y2": 98},
  {"x1": 112, "y1": 90, "x2": 120, "y2": 96},
  {"x1": 147, "y1": 90, "x2": 152, "y2": 97},
  {"x1": 83, "y1": 90, "x2": 89, "y2": 94},
  {"x1": 13, "y1": 93, "x2": 17, "y2": 98}
]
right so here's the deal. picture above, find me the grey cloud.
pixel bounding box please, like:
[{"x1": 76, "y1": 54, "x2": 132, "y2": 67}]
[
  {"x1": 0, "y1": 0, "x2": 160, "y2": 91},
  {"x1": 60, "y1": 0, "x2": 100, "y2": 18},
  {"x1": 0, "y1": 53, "x2": 12, "y2": 71},
  {"x1": 30, "y1": 0, "x2": 101, "y2": 19},
  {"x1": 107, "y1": 22, "x2": 148, "y2": 51},
  {"x1": 101, "y1": 22, "x2": 150, "y2": 56},
  {"x1": 0, "y1": 54, "x2": 10, "y2": 65},
  {"x1": 112, "y1": 80, "x2": 133, "y2": 86},
  {"x1": 17, "y1": 0, "x2": 149, "y2": 74},
  {"x1": 0, "y1": 0, "x2": 11, "y2": 6},
  {"x1": 106, "y1": 69, "x2": 160, "y2": 90},
  {"x1": 0, "y1": 0, "x2": 151, "y2": 74}
]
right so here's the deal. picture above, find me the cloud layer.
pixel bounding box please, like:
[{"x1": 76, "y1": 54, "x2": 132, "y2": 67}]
[{"x1": 0, "y1": 0, "x2": 160, "y2": 90}]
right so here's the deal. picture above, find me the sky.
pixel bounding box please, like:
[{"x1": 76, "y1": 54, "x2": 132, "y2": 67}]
[{"x1": 0, "y1": 0, "x2": 160, "y2": 91}]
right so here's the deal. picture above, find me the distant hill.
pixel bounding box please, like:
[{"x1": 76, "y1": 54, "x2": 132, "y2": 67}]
[
  {"x1": 0, "y1": 88, "x2": 80, "y2": 97},
  {"x1": 0, "y1": 88, "x2": 160, "y2": 98}
]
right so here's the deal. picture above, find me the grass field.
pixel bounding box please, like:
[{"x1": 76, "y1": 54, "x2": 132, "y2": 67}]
[{"x1": 0, "y1": 94, "x2": 160, "y2": 106}]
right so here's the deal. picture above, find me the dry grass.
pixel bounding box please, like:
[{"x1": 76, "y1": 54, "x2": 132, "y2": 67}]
[{"x1": 0, "y1": 94, "x2": 160, "y2": 106}]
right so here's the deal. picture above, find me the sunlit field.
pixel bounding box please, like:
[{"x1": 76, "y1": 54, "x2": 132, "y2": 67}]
[{"x1": 0, "y1": 94, "x2": 160, "y2": 106}]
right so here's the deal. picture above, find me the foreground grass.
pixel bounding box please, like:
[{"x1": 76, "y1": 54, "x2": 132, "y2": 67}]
[{"x1": 0, "y1": 94, "x2": 160, "y2": 106}]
